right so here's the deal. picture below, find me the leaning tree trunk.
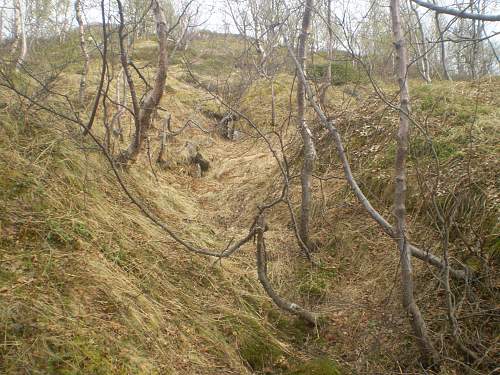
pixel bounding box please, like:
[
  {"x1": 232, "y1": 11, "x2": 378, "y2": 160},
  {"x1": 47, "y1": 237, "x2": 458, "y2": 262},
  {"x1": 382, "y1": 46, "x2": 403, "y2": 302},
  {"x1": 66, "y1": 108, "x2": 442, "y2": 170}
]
[
  {"x1": 296, "y1": 0, "x2": 317, "y2": 248},
  {"x1": 117, "y1": 0, "x2": 169, "y2": 165},
  {"x1": 255, "y1": 214, "x2": 318, "y2": 325},
  {"x1": 75, "y1": 0, "x2": 89, "y2": 104},
  {"x1": 390, "y1": 0, "x2": 440, "y2": 367}
]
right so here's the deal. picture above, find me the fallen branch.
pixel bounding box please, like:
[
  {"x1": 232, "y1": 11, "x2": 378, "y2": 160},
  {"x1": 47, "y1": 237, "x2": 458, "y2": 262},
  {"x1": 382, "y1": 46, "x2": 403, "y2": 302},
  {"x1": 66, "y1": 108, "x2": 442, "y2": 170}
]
[{"x1": 255, "y1": 214, "x2": 319, "y2": 325}]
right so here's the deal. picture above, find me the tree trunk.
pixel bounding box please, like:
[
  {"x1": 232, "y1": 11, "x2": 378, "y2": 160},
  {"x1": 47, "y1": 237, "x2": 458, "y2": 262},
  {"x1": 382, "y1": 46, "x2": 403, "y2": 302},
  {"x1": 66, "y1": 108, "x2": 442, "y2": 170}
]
[
  {"x1": 117, "y1": 0, "x2": 169, "y2": 165},
  {"x1": 12, "y1": 0, "x2": 27, "y2": 69},
  {"x1": 15, "y1": 0, "x2": 27, "y2": 70},
  {"x1": 296, "y1": 0, "x2": 317, "y2": 248},
  {"x1": 409, "y1": 1, "x2": 431, "y2": 83},
  {"x1": 11, "y1": 0, "x2": 20, "y2": 55},
  {"x1": 319, "y1": 0, "x2": 333, "y2": 105},
  {"x1": 59, "y1": 0, "x2": 71, "y2": 43},
  {"x1": 75, "y1": 0, "x2": 89, "y2": 104},
  {"x1": 390, "y1": 0, "x2": 439, "y2": 367},
  {"x1": 286, "y1": 36, "x2": 470, "y2": 279},
  {"x1": 110, "y1": 68, "x2": 126, "y2": 142},
  {"x1": 156, "y1": 115, "x2": 170, "y2": 168},
  {"x1": 433, "y1": 0, "x2": 451, "y2": 80},
  {"x1": 469, "y1": 0, "x2": 478, "y2": 79},
  {"x1": 0, "y1": 9, "x2": 4, "y2": 42},
  {"x1": 250, "y1": 1, "x2": 266, "y2": 71}
]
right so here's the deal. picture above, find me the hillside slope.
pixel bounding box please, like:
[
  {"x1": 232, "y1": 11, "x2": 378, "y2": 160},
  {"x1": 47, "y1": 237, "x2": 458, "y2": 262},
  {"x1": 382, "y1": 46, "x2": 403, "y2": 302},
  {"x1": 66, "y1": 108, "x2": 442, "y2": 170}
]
[
  {"x1": 0, "y1": 62, "x2": 346, "y2": 374},
  {"x1": 1, "y1": 33, "x2": 498, "y2": 375}
]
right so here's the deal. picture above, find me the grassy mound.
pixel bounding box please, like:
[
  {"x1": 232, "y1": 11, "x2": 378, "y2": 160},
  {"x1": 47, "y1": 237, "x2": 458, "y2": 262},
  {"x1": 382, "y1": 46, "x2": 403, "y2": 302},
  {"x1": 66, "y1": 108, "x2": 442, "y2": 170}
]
[
  {"x1": 0, "y1": 89, "x2": 292, "y2": 373},
  {"x1": 0, "y1": 72, "x2": 342, "y2": 374}
]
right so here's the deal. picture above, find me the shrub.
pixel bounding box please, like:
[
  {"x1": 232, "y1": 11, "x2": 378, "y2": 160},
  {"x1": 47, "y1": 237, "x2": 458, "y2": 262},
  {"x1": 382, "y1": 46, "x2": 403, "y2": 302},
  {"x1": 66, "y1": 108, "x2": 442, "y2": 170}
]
[{"x1": 307, "y1": 61, "x2": 364, "y2": 85}]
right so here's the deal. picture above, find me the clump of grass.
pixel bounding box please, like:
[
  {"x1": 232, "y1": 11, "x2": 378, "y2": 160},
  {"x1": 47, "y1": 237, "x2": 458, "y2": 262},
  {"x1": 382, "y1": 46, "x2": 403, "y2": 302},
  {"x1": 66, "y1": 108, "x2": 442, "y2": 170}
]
[
  {"x1": 307, "y1": 61, "x2": 366, "y2": 86},
  {"x1": 413, "y1": 80, "x2": 495, "y2": 126},
  {"x1": 219, "y1": 315, "x2": 287, "y2": 372},
  {"x1": 286, "y1": 357, "x2": 343, "y2": 375},
  {"x1": 297, "y1": 267, "x2": 336, "y2": 304}
]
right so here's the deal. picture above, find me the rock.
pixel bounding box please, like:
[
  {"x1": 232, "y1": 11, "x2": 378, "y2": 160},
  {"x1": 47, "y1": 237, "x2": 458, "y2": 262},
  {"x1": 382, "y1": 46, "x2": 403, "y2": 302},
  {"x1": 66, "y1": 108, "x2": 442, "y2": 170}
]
[
  {"x1": 193, "y1": 152, "x2": 210, "y2": 172},
  {"x1": 233, "y1": 129, "x2": 243, "y2": 141},
  {"x1": 182, "y1": 142, "x2": 210, "y2": 176}
]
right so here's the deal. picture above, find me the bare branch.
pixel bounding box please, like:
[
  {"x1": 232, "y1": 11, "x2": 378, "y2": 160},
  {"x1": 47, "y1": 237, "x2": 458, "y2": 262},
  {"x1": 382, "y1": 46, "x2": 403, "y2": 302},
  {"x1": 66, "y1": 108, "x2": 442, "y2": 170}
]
[
  {"x1": 83, "y1": 0, "x2": 108, "y2": 135},
  {"x1": 255, "y1": 214, "x2": 319, "y2": 325},
  {"x1": 411, "y1": 0, "x2": 500, "y2": 21}
]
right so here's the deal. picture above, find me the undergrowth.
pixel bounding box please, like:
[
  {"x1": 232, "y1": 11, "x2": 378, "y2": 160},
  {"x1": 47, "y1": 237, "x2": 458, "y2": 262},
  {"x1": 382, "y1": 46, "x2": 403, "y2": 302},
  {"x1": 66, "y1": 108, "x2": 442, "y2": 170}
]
[{"x1": 2, "y1": 29, "x2": 498, "y2": 375}]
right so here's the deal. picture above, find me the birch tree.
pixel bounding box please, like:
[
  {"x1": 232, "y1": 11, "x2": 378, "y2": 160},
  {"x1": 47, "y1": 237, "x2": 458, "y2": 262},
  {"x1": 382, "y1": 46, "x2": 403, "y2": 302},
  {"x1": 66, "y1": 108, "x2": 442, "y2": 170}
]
[
  {"x1": 116, "y1": 0, "x2": 169, "y2": 165},
  {"x1": 296, "y1": 0, "x2": 316, "y2": 249},
  {"x1": 390, "y1": 0, "x2": 439, "y2": 365},
  {"x1": 14, "y1": 0, "x2": 26, "y2": 70},
  {"x1": 75, "y1": 0, "x2": 89, "y2": 104}
]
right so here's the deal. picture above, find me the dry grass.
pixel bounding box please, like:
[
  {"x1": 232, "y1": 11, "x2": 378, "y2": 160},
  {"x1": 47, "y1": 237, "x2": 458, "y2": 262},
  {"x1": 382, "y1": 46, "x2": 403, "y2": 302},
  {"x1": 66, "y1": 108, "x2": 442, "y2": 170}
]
[
  {"x1": 0, "y1": 87, "x2": 298, "y2": 374},
  {"x1": 1, "y1": 32, "x2": 498, "y2": 375}
]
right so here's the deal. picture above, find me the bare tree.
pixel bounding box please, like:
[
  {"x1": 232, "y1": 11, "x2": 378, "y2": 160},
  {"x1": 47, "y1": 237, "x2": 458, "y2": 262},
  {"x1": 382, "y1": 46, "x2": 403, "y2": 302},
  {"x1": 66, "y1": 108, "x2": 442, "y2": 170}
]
[
  {"x1": 0, "y1": 8, "x2": 3, "y2": 42},
  {"x1": 319, "y1": 0, "x2": 333, "y2": 104},
  {"x1": 75, "y1": 0, "x2": 89, "y2": 104},
  {"x1": 284, "y1": 30, "x2": 470, "y2": 280},
  {"x1": 117, "y1": 0, "x2": 169, "y2": 165},
  {"x1": 82, "y1": 0, "x2": 108, "y2": 136},
  {"x1": 432, "y1": 0, "x2": 451, "y2": 80},
  {"x1": 10, "y1": 0, "x2": 19, "y2": 55},
  {"x1": 296, "y1": 0, "x2": 317, "y2": 249},
  {"x1": 15, "y1": 0, "x2": 26, "y2": 70},
  {"x1": 11, "y1": 0, "x2": 27, "y2": 69},
  {"x1": 408, "y1": 0, "x2": 431, "y2": 82},
  {"x1": 390, "y1": 0, "x2": 439, "y2": 366}
]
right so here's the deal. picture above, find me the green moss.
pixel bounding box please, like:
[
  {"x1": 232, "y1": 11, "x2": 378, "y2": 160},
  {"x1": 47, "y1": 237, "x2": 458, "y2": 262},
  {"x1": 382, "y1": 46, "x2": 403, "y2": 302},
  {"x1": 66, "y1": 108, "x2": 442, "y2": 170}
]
[
  {"x1": 72, "y1": 221, "x2": 92, "y2": 240},
  {"x1": 220, "y1": 316, "x2": 285, "y2": 371},
  {"x1": 298, "y1": 277, "x2": 326, "y2": 302},
  {"x1": 307, "y1": 62, "x2": 365, "y2": 85},
  {"x1": 46, "y1": 219, "x2": 74, "y2": 246},
  {"x1": 414, "y1": 83, "x2": 494, "y2": 126},
  {"x1": 297, "y1": 267, "x2": 336, "y2": 304},
  {"x1": 0, "y1": 169, "x2": 33, "y2": 199},
  {"x1": 45, "y1": 336, "x2": 116, "y2": 375},
  {"x1": 287, "y1": 358, "x2": 343, "y2": 375},
  {"x1": 239, "y1": 332, "x2": 284, "y2": 371},
  {"x1": 484, "y1": 235, "x2": 500, "y2": 259},
  {"x1": 275, "y1": 317, "x2": 311, "y2": 345},
  {"x1": 410, "y1": 137, "x2": 460, "y2": 160},
  {"x1": 464, "y1": 256, "x2": 483, "y2": 273},
  {"x1": 0, "y1": 268, "x2": 16, "y2": 284}
]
